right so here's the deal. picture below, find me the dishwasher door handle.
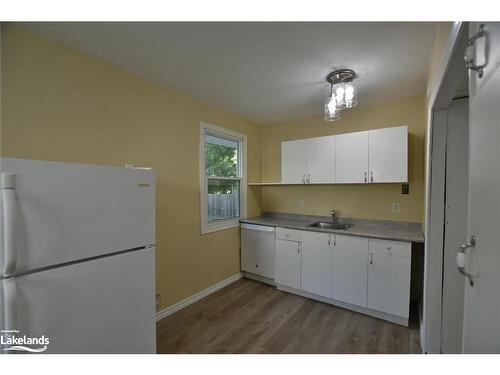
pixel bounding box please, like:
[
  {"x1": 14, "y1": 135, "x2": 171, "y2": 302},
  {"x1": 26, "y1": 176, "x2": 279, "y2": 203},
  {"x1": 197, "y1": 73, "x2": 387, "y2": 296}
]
[{"x1": 240, "y1": 224, "x2": 275, "y2": 233}]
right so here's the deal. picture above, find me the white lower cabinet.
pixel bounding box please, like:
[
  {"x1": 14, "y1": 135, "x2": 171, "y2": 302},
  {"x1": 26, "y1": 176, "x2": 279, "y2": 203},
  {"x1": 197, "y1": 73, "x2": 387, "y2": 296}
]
[
  {"x1": 301, "y1": 231, "x2": 332, "y2": 298},
  {"x1": 275, "y1": 238, "x2": 302, "y2": 289},
  {"x1": 367, "y1": 239, "x2": 411, "y2": 318},
  {"x1": 331, "y1": 234, "x2": 369, "y2": 307},
  {"x1": 272, "y1": 227, "x2": 412, "y2": 325}
]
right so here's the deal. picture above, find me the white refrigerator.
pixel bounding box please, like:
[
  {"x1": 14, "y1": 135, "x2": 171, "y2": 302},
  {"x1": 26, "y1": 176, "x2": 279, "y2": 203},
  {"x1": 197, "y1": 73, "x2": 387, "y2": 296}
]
[{"x1": 0, "y1": 158, "x2": 156, "y2": 354}]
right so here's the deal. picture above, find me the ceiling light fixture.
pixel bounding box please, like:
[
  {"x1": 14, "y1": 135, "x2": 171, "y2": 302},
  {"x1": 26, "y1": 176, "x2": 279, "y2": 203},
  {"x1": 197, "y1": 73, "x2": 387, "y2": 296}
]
[{"x1": 324, "y1": 69, "x2": 358, "y2": 121}]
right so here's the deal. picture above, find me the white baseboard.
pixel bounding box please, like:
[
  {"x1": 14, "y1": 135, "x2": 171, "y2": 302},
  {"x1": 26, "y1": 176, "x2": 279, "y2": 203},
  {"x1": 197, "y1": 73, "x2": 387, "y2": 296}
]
[{"x1": 156, "y1": 273, "x2": 242, "y2": 321}]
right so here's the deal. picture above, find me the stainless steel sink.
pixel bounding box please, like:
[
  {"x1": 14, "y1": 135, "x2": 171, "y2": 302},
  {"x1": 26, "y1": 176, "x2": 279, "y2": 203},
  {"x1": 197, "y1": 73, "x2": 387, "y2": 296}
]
[{"x1": 308, "y1": 221, "x2": 352, "y2": 230}]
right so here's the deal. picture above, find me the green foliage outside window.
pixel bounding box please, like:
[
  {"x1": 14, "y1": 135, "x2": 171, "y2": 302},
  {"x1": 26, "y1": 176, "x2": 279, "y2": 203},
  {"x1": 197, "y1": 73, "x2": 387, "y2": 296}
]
[
  {"x1": 205, "y1": 142, "x2": 239, "y2": 194},
  {"x1": 205, "y1": 143, "x2": 238, "y2": 177}
]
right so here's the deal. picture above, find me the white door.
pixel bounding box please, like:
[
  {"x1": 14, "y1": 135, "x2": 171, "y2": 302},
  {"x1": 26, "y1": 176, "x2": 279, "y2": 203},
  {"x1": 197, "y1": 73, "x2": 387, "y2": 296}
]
[
  {"x1": 281, "y1": 139, "x2": 307, "y2": 184},
  {"x1": 301, "y1": 231, "x2": 331, "y2": 298},
  {"x1": 0, "y1": 158, "x2": 155, "y2": 276},
  {"x1": 275, "y1": 239, "x2": 301, "y2": 289},
  {"x1": 331, "y1": 234, "x2": 368, "y2": 306},
  {"x1": 367, "y1": 239, "x2": 411, "y2": 319},
  {"x1": 0, "y1": 247, "x2": 156, "y2": 353},
  {"x1": 335, "y1": 131, "x2": 369, "y2": 183},
  {"x1": 462, "y1": 22, "x2": 500, "y2": 353},
  {"x1": 306, "y1": 136, "x2": 335, "y2": 183},
  {"x1": 441, "y1": 98, "x2": 468, "y2": 353},
  {"x1": 240, "y1": 224, "x2": 275, "y2": 279},
  {"x1": 368, "y1": 126, "x2": 408, "y2": 183}
]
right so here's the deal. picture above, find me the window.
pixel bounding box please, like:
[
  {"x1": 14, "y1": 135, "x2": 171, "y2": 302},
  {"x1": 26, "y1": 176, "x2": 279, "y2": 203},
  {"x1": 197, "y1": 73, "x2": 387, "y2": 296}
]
[{"x1": 200, "y1": 122, "x2": 247, "y2": 234}]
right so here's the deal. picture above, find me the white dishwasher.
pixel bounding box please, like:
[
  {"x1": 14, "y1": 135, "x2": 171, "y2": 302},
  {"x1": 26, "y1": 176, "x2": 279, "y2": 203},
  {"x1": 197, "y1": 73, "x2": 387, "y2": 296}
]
[{"x1": 240, "y1": 223, "x2": 275, "y2": 280}]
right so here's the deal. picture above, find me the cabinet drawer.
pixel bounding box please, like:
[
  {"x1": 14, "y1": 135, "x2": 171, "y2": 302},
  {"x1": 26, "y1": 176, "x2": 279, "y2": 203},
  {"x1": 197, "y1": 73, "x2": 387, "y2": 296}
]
[
  {"x1": 369, "y1": 238, "x2": 411, "y2": 258},
  {"x1": 276, "y1": 227, "x2": 303, "y2": 242}
]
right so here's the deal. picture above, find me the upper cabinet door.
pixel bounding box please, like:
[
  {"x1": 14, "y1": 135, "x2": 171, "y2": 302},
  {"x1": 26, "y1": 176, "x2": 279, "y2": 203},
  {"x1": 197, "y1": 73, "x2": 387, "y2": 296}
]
[
  {"x1": 282, "y1": 139, "x2": 307, "y2": 184},
  {"x1": 368, "y1": 126, "x2": 408, "y2": 183},
  {"x1": 306, "y1": 136, "x2": 335, "y2": 183},
  {"x1": 335, "y1": 131, "x2": 369, "y2": 183}
]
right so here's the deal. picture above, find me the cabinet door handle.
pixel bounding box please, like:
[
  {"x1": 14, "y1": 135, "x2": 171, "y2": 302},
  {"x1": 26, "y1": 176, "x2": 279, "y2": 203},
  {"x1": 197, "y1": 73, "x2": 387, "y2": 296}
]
[
  {"x1": 302, "y1": 174, "x2": 305, "y2": 184},
  {"x1": 364, "y1": 171, "x2": 367, "y2": 183},
  {"x1": 307, "y1": 173, "x2": 310, "y2": 184},
  {"x1": 297, "y1": 243, "x2": 301, "y2": 254},
  {"x1": 457, "y1": 235, "x2": 476, "y2": 287},
  {"x1": 465, "y1": 24, "x2": 488, "y2": 78},
  {"x1": 333, "y1": 234, "x2": 336, "y2": 246},
  {"x1": 369, "y1": 252, "x2": 373, "y2": 265},
  {"x1": 370, "y1": 171, "x2": 374, "y2": 183}
]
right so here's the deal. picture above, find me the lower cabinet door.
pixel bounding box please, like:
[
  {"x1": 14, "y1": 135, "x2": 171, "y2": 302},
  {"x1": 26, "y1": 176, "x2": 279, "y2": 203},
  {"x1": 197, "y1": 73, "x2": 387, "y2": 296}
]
[
  {"x1": 275, "y1": 239, "x2": 301, "y2": 289},
  {"x1": 301, "y1": 231, "x2": 332, "y2": 298},
  {"x1": 331, "y1": 235, "x2": 369, "y2": 307},
  {"x1": 367, "y1": 239, "x2": 411, "y2": 318}
]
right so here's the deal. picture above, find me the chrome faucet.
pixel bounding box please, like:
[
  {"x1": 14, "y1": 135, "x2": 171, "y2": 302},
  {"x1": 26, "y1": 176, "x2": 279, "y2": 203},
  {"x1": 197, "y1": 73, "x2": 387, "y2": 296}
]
[{"x1": 330, "y1": 209, "x2": 337, "y2": 224}]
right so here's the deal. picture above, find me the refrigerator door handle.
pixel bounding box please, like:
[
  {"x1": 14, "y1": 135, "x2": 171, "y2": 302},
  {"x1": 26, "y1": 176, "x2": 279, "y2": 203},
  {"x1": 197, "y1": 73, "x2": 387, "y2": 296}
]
[
  {"x1": 2, "y1": 278, "x2": 18, "y2": 330},
  {"x1": 2, "y1": 173, "x2": 17, "y2": 277}
]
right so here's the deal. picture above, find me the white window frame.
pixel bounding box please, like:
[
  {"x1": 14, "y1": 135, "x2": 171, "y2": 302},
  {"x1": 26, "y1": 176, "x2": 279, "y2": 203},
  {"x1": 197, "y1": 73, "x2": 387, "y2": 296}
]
[{"x1": 200, "y1": 122, "x2": 247, "y2": 234}]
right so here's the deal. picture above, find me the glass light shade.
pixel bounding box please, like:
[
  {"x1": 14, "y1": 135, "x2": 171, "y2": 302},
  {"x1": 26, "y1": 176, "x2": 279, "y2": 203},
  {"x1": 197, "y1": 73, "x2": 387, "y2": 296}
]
[
  {"x1": 343, "y1": 82, "x2": 358, "y2": 108},
  {"x1": 333, "y1": 83, "x2": 346, "y2": 110},
  {"x1": 324, "y1": 96, "x2": 340, "y2": 121}
]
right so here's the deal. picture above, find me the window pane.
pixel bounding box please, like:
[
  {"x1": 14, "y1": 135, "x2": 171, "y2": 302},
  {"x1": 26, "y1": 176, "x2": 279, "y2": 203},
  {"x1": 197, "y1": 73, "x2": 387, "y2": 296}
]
[
  {"x1": 207, "y1": 179, "x2": 240, "y2": 221},
  {"x1": 205, "y1": 133, "x2": 239, "y2": 177}
]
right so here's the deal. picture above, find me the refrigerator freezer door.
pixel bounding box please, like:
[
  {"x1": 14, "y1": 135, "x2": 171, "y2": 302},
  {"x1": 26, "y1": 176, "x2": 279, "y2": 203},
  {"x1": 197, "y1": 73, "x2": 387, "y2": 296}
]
[
  {"x1": 0, "y1": 247, "x2": 156, "y2": 354},
  {"x1": 0, "y1": 158, "x2": 155, "y2": 276}
]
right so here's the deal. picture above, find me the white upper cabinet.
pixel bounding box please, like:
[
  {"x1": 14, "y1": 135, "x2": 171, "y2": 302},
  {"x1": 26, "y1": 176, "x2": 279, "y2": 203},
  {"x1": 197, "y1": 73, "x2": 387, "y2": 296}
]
[
  {"x1": 301, "y1": 231, "x2": 332, "y2": 298},
  {"x1": 281, "y1": 136, "x2": 335, "y2": 184},
  {"x1": 281, "y1": 126, "x2": 407, "y2": 185},
  {"x1": 331, "y1": 234, "x2": 369, "y2": 307},
  {"x1": 306, "y1": 136, "x2": 336, "y2": 183},
  {"x1": 368, "y1": 126, "x2": 408, "y2": 183},
  {"x1": 335, "y1": 131, "x2": 369, "y2": 183},
  {"x1": 281, "y1": 139, "x2": 307, "y2": 184}
]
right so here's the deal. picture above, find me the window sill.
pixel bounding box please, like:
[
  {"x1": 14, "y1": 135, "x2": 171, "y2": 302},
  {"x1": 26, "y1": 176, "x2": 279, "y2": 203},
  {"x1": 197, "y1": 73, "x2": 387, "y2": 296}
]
[{"x1": 201, "y1": 219, "x2": 241, "y2": 234}]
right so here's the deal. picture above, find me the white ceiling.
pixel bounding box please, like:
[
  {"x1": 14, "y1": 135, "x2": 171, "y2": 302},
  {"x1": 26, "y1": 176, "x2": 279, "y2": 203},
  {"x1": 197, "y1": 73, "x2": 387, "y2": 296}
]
[{"x1": 20, "y1": 22, "x2": 436, "y2": 124}]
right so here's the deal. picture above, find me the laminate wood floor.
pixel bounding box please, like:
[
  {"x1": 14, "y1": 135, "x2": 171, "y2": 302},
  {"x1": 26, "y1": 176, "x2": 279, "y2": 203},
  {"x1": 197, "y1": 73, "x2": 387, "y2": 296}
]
[{"x1": 157, "y1": 278, "x2": 421, "y2": 354}]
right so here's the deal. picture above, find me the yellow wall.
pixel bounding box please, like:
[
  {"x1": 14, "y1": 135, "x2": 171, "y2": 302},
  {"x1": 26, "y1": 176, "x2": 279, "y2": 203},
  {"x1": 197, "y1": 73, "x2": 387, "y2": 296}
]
[
  {"x1": 0, "y1": 25, "x2": 263, "y2": 309},
  {"x1": 1, "y1": 25, "x2": 430, "y2": 311},
  {"x1": 427, "y1": 22, "x2": 454, "y2": 100},
  {"x1": 259, "y1": 95, "x2": 426, "y2": 223}
]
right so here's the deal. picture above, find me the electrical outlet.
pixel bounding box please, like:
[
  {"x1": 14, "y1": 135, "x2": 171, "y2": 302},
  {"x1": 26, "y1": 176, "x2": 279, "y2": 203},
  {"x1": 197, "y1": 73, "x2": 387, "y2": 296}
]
[
  {"x1": 392, "y1": 202, "x2": 401, "y2": 213},
  {"x1": 156, "y1": 294, "x2": 161, "y2": 312},
  {"x1": 298, "y1": 199, "x2": 305, "y2": 208}
]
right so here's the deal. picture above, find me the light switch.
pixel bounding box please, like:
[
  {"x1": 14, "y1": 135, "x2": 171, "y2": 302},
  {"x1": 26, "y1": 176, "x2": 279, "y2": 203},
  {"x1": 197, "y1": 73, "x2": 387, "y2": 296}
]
[
  {"x1": 298, "y1": 199, "x2": 305, "y2": 208},
  {"x1": 392, "y1": 202, "x2": 400, "y2": 213}
]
